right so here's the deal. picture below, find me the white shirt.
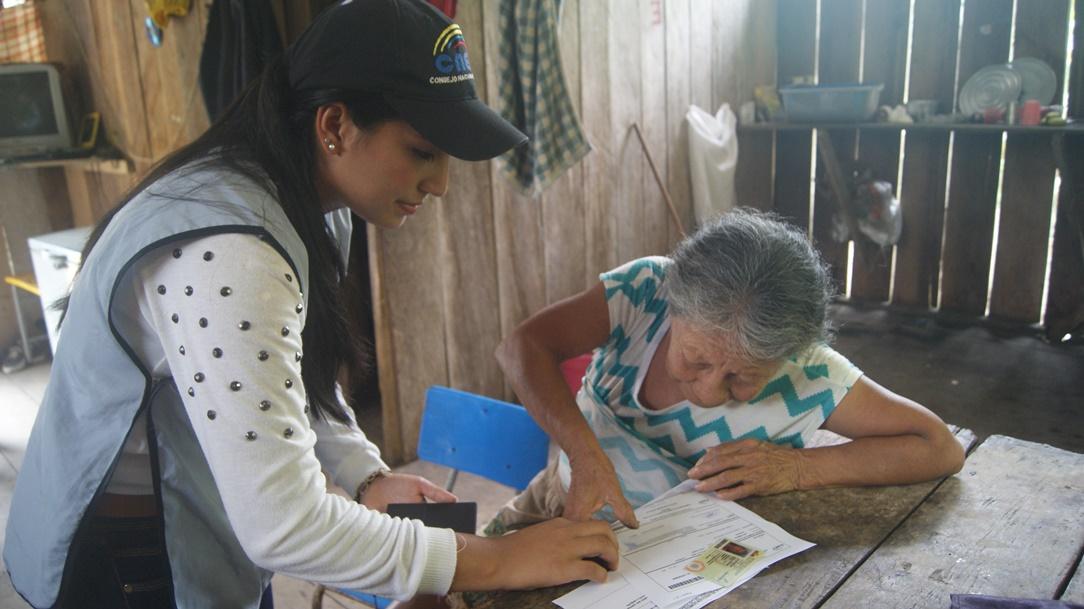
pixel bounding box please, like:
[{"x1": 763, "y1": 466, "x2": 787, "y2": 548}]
[{"x1": 105, "y1": 232, "x2": 455, "y2": 597}]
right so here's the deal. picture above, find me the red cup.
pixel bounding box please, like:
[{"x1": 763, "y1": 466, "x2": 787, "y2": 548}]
[
  {"x1": 1020, "y1": 99, "x2": 1042, "y2": 126},
  {"x1": 983, "y1": 107, "x2": 1005, "y2": 124}
]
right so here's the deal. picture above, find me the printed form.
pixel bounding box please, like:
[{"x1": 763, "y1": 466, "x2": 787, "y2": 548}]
[{"x1": 555, "y1": 481, "x2": 814, "y2": 609}]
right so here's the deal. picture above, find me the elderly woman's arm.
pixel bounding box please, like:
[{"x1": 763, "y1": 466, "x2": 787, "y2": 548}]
[
  {"x1": 495, "y1": 283, "x2": 640, "y2": 528},
  {"x1": 688, "y1": 377, "x2": 965, "y2": 499}
]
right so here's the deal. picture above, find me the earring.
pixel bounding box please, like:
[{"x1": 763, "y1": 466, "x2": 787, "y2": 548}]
[{"x1": 323, "y1": 137, "x2": 336, "y2": 152}]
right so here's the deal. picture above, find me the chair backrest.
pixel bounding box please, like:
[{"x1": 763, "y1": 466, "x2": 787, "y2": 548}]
[{"x1": 417, "y1": 386, "x2": 549, "y2": 491}]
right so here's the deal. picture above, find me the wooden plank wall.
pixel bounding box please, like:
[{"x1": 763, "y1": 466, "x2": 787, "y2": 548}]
[
  {"x1": 372, "y1": 0, "x2": 776, "y2": 462},
  {"x1": 0, "y1": 0, "x2": 211, "y2": 345},
  {"x1": 741, "y1": 0, "x2": 1079, "y2": 334},
  {"x1": 1, "y1": 0, "x2": 328, "y2": 356}
]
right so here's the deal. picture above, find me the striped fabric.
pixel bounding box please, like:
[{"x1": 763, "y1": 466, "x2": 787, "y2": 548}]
[
  {"x1": 0, "y1": 2, "x2": 47, "y2": 63},
  {"x1": 557, "y1": 257, "x2": 864, "y2": 509},
  {"x1": 496, "y1": 0, "x2": 590, "y2": 194}
]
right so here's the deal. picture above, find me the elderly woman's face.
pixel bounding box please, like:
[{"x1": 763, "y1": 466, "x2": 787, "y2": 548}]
[{"x1": 665, "y1": 318, "x2": 779, "y2": 407}]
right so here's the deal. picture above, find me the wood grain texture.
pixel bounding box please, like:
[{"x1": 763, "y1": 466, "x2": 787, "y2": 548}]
[
  {"x1": 468, "y1": 427, "x2": 978, "y2": 609},
  {"x1": 939, "y1": 0, "x2": 1012, "y2": 316},
  {"x1": 482, "y1": 0, "x2": 546, "y2": 400},
  {"x1": 1071, "y1": 0, "x2": 1084, "y2": 119},
  {"x1": 0, "y1": 170, "x2": 60, "y2": 346},
  {"x1": 1044, "y1": 134, "x2": 1084, "y2": 340},
  {"x1": 813, "y1": 0, "x2": 861, "y2": 291},
  {"x1": 814, "y1": 129, "x2": 855, "y2": 290},
  {"x1": 373, "y1": 205, "x2": 449, "y2": 461},
  {"x1": 733, "y1": 1, "x2": 776, "y2": 213},
  {"x1": 822, "y1": 436, "x2": 1084, "y2": 608},
  {"x1": 1064, "y1": 560, "x2": 1084, "y2": 603},
  {"x1": 85, "y1": 0, "x2": 155, "y2": 171},
  {"x1": 940, "y1": 132, "x2": 1002, "y2": 316},
  {"x1": 436, "y1": 0, "x2": 503, "y2": 397},
  {"x1": 862, "y1": 0, "x2": 909, "y2": 108},
  {"x1": 541, "y1": 0, "x2": 587, "y2": 305},
  {"x1": 63, "y1": 167, "x2": 133, "y2": 228},
  {"x1": 688, "y1": 0, "x2": 714, "y2": 112},
  {"x1": 128, "y1": 0, "x2": 210, "y2": 161},
  {"x1": 1013, "y1": 0, "x2": 1070, "y2": 104},
  {"x1": 664, "y1": 0, "x2": 692, "y2": 243},
  {"x1": 579, "y1": 0, "x2": 616, "y2": 285},
  {"x1": 894, "y1": 132, "x2": 949, "y2": 309},
  {"x1": 850, "y1": 129, "x2": 897, "y2": 303},
  {"x1": 908, "y1": 0, "x2": 963, "y2": 112},
  {"x1": 773, "y1": 0, "x2": 816, "y2": 230},
  {"x1": 849, "y1": 0, "x2": 908, "y2": 303},
  {"x1": 893, "y1": 0, "x2": 960, "y2": 309},
  {"x1": 988, "y1": 135, "x2": 1055, "y2": 322},
  {"x1": 367, "y1": 224, "x2": 403, "y2": 463},
  {"x1": 641, "y1": 0, "x2": 670, "y2": 256},
  {"x1": 706, "y1": 427, "x2": 978, "y2": 609},
  {"x1": 611, "y1": 0, "x2": 645, "y2": 264}
]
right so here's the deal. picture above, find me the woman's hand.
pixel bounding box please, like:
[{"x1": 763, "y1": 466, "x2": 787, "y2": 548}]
[
  {"x1": 360, "y1": 473, "x2": 457, "y2": 513},
  {"x1": 686, "y1": 439, "x2": 803, "y2": 501},
  {"x1": 451, "y1": 517, "x2": 619, "y2": 591},
  {"x1": 564, "y1": 450, "x2": 639, "y2": 528}
]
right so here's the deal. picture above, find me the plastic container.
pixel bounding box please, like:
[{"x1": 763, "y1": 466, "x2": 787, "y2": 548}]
[{"x1": 779, "y1": 83, "x2": 884, "y2": 122}]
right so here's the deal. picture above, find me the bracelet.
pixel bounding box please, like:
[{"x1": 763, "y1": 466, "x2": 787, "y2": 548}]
[
  {"x1": 354, "y1": 467, "x2": 392, "y2": 502},
  {"x1": 455, "y1": 533, "x2": 467, "y2": 553}
]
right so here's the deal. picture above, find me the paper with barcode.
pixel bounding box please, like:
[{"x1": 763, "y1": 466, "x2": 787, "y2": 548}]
[{"x1": 554, "y1": 480, "x2": 814, "y2": 609}]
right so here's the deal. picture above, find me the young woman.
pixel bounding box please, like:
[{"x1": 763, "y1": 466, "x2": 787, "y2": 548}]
[{"x1": 3, "y1": 2, "x2": 617, "y2": 608}]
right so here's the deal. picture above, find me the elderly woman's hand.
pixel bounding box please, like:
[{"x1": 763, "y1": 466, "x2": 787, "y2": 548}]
[
  {"x1": 564, "y1": 449, "x2": 640, "y2": 528},
  {"x1": 687, "y1": 439, "x2": 804, "y2": 501}
]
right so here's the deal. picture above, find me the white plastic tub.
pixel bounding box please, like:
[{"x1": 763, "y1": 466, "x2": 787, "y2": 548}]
[{"x1": 779, "y1": 83, "x2": 884, "y2": 122}]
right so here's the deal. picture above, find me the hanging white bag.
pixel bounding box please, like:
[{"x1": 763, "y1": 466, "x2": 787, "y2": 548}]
[{"x1": 686, "y1": 103, "x2": 739, "y2": 223}]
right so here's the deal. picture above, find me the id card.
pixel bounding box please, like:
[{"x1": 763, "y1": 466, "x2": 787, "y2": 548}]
[{"x1": 685, "y1": 539, "x2": 763, "y2": 588}]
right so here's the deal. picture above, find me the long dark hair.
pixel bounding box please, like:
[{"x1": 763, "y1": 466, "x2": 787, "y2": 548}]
[{"x1": 67, "y1": 54, "x2": 398, "y2": 423}]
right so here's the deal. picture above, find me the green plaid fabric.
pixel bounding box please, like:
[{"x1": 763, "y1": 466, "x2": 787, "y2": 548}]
[{"x1": 497, "y1": 0, "x2": 591, "y2": 194}]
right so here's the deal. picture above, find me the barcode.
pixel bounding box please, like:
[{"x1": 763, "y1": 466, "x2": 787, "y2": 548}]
[{"x1": 668, "y1": 577, "x2": 702, "y2": 590}]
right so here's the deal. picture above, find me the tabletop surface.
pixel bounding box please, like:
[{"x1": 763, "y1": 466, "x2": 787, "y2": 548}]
[{"x1": 471, "y1": 429, "x2": 1084, "y2": 609}]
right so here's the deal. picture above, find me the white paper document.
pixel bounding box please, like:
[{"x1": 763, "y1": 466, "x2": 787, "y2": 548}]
[{"x1": 554, "y1": 481, "x2": 814, "y2": 609}]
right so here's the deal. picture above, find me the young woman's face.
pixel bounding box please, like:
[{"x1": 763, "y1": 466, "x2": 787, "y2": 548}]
[
  {"x1": 318, "y1": 116, "x2": 451, "y2": 229},
  {"x1": 664, "y1": 318, "x2": 779, "y2": 407}
]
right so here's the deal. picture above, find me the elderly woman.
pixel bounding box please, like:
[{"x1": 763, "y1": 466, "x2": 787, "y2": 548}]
[{"x1": 490, "y1": 209, "x2": 965, "y2": 531}]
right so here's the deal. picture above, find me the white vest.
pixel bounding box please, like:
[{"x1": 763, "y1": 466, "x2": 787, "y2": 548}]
[{"x1": 4, "y1": 164, "x2": 349, "y2": 608}]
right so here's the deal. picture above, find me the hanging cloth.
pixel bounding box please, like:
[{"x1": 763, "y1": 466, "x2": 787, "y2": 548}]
[
  {"x1": 497, "y1": 0, "x2": 590, "y2": 194},
  {"x1": 199, "y1": 0, "x2": 283, "y2": 122}
]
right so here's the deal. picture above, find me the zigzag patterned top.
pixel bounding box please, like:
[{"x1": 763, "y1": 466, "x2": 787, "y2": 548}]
[{"x1": 557, "y1": 256, "x2": 863, "y2": 509}]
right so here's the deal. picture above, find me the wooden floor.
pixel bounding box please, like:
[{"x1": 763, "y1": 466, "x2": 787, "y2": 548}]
[
  {"x1": 1, "y1": 303, "x2": 1082, "y2": 608},
  {"x1": 828, "y1": 302, "x2": 1084, "y2": 454}
]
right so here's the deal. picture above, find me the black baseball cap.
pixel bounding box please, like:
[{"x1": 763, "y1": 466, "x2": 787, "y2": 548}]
[{"x1": 286, "y1": 0, "x2": 527, "y2": 161}]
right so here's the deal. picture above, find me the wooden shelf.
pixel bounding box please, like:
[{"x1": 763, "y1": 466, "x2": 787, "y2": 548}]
[
  {"x1": 739, "y1": 122, "x2": 1084, "y2": 135},
  {"x1": 0, "y1": 155, "x2": 133, "y2": 175}
]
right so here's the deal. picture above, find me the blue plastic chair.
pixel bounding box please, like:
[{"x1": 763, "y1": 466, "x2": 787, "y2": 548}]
[
  {"x1": 416, "y1": 385, "x2": 550, "y2": 493},
  {"x1": 314, "y1": 386, "x2": 550, "y2": 608}
]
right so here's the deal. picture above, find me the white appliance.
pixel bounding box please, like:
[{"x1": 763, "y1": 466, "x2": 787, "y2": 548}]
[{"x1": 28, "y1": 226, "x2": 91, "y2": 354}]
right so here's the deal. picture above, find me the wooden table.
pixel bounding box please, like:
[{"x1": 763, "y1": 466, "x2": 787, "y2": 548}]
[{"x1": 472, "y1": 430, "x2": 1084, "y2": 609}]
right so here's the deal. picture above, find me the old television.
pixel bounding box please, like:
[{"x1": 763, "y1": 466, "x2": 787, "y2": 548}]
[{"x1": 0, "y1": 63, "x2": 73, "y2": 157}]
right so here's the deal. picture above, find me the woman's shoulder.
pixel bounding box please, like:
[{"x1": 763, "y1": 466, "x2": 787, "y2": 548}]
[
  {"x1": 599, "y1": 256, "x2": 672, "y2": 285},
  {"x1": 785, "y1": 343, "x2": 863, "y2": 388}
]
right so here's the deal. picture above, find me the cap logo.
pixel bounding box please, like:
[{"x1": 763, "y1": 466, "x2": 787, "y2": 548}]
[{"x1": 430, "y1": 23, "x2": 474, "y2": 84}]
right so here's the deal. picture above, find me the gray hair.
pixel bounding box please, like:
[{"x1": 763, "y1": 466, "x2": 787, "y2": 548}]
[{"x1": 667, "y1": 208, "x2": 834, "y2": 362}]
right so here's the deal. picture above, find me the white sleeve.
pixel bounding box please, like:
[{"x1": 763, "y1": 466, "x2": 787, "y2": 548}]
[
  {"x1": 135, "y1": 232, "x2": 455, "y2": 597},
  {"x1": 312, "y1": 386, "x2": 388, "y2": 496}
]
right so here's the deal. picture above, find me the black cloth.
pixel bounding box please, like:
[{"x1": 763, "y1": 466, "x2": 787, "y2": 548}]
[
  {"x1": 199, "y1": 0, "x2": 284, "y2": 122},
  {"x1": 56, "y1": 514, "x2": 275, "y2": 609}
]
